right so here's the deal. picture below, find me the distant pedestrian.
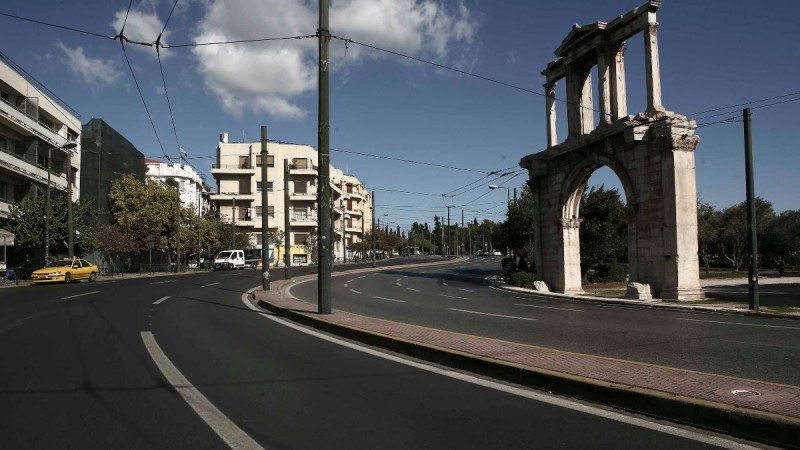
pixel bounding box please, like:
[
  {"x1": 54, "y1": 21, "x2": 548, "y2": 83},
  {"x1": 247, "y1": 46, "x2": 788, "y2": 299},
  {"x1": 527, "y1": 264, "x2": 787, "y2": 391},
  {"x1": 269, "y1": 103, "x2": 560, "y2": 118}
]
[{"x1": 777, "y1": 258, "x2": 785, "y2": 278}]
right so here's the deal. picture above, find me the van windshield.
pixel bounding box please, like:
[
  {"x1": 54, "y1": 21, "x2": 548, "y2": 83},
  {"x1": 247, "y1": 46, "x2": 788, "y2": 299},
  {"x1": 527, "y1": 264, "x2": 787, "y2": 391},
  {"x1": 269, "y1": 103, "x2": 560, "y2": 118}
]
[{"x1": 215, "y1": 251, "x2": 233, "y2": 259}]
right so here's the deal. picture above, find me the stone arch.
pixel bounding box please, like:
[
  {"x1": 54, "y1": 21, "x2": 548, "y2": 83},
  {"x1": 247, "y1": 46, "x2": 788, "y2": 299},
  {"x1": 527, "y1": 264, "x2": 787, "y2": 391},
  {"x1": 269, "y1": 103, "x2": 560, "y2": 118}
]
[{"x1": 520, "y1": 1, "x2": 704, "y2": 300}]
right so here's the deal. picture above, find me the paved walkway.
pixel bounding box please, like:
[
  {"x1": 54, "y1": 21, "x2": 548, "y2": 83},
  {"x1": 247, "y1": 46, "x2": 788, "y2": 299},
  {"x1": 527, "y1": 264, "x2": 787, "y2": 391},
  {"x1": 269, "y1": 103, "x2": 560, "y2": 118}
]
[{"x1": 254, "y1": 276, "x2": 800, "y2": 449}]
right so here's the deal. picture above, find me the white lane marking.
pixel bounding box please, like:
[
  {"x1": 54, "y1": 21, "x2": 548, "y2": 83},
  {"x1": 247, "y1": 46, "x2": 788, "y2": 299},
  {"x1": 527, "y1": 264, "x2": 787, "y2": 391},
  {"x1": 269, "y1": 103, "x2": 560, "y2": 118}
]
[
  {"x1": 357, "y1": 276, "x2": 366, "y2": 279},
  {"x1": 722, "y1": 340, "x2": 800, "y2": 350},
  {"x1": 140, "y1": 331, "x2": 263, "y2": 450},
  {"x1": 440, "y1": 279, "x2": 449, "y2": 286},
  {"x1": 515, "y1": 303, "x2": 584, "y2": 312},
  {"x1": 203, "y1": 282, "x2": 221, "y2": 287},
  {"x1": 449, "y1": 308, "x2": 537, "y2": 321},
  {"x1": 344, "y1": 283, "x2": 349, "y2": 288},
  {"x1": 153, "y1": 296, "x2": 170, "y2": 305},
  {"x1": 438, "y1": 294, "x2": 470, "y2": 300},
  {"x1": 347, "y1": 279, "x2": 354, "y2": 283},
  {"x1": 350, "y1": 289, "x2": 362, "y2": 295},
  {"x1": 678, "y1": 318, "x2": 800, "y2": 331},
  {"x1": 241, "y1": 290, "x2": 750, "y2": 450},
  {"x1": 406, "y1": 288, "x2": 421, "y2": 292},
  {"x1": 61, "y1": 291, "x2": 99, "y2": 300},
  {"x1": 150, "y1": 280, "x2": 177, "y2": 285},
  {"x1": 372, "y1": 296, "x2": 406, "y2": 303},
  {"x1": 457, "y1": 288, "x2": 474, "y2": 293},
  {"x1": 395, "y1": 278, "x2": 403, "y2": 282}
]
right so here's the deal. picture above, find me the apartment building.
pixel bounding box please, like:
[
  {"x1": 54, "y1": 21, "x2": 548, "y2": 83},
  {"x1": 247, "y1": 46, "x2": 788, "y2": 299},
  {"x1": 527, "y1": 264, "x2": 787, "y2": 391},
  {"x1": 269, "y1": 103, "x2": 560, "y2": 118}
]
[
  {"x1": 146, "y1": 157, "x2": 213, "y2": 217},
  {"x1": 210, "y1": 132, "x2": 372, "y2": 265},
  {"x1": 0, "y1": 55, "x2": 81, "y2": 257}
]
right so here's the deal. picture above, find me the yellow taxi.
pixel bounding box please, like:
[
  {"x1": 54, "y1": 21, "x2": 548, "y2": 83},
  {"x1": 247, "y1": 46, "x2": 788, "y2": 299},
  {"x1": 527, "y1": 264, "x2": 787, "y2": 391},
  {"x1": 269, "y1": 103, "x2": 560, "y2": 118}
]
[{"x1": 31, "y1": 258, "x2": 99, "y2": 284}]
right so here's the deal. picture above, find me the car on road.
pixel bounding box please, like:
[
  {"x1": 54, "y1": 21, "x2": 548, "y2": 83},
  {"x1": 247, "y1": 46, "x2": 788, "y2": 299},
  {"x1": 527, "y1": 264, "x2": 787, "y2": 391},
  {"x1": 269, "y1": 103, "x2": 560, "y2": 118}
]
[{"x1": 31, "y1": 258, "x2": 99, "y2": 284}]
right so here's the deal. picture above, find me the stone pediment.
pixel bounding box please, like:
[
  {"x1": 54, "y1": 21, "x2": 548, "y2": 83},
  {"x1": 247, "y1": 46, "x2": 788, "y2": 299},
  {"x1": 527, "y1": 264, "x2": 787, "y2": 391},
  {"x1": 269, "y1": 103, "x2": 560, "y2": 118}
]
[{"x1": 554, "y1": 22, "x2": 607, "y2": 58}]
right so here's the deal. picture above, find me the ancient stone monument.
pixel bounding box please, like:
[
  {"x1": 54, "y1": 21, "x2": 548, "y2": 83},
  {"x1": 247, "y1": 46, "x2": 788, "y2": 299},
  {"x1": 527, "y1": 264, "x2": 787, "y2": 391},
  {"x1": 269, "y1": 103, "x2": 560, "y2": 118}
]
[{"x1": 519, "y1": 1, "x2": 704, "y2": 300}]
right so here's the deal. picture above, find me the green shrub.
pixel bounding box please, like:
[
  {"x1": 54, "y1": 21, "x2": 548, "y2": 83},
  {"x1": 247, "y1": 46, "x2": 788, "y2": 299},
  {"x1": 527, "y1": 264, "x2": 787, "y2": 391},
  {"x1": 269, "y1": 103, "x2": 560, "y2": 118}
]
[
  {"x1": 501, "y1": 257, "x2": 516, "y2": 277},
  {"x1": 506, "y1": 271, "x2": 538, "y2": 289},
  {"x1": 588, "y1": 262, "x2": 629, "y2": 283}
]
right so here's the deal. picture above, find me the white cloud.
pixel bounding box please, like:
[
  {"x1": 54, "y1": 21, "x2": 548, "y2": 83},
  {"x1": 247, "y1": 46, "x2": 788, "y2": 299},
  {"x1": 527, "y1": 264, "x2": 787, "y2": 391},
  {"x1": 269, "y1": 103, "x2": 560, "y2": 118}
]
[
  {"x1": 56, "y1": 43, "x2": 122, "y2": 87},
  {"x1": 191, "y1": 0, "x2": 479, "y2": 119}
]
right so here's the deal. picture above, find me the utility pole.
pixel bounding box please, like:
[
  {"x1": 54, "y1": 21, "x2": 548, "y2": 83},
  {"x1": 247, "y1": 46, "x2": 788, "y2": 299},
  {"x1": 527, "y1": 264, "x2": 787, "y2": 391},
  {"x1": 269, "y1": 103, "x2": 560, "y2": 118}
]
[
  {"x1": 284, "y1": 158, "x2": 291, "y2": 280},
  {"x1": 175, "y1": 182, "x2": 181, "y2": 272},
  {"x1": 743, "y1": 108, "x2": 758, "y2": 310},
  {"x1": 317, "y1": 0, "x2": 332, "y2": 314},
  {"x1": 260, "y1": 125, "x2": 270, "y2": 291},
  {"x1": 371, "y1": 191, "x2": 376, "y2": 268},
  {"x1": 231, "y1": 197, "x2": 236, "y2": 249},
  {"x1": 67, "y1": 150, "x2": 74, "y2": 258},
  {"x1": 341, "y1": 198, "x2": 346, "y2": 264},
  {"x1": 445, "y1": 206, "x2": 452, "y2": 259}
]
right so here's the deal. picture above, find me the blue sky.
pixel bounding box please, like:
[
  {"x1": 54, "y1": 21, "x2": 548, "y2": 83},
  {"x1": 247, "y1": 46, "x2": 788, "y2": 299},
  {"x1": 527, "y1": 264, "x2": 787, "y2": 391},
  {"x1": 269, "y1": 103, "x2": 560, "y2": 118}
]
[{"x1": 1, "y1": 0, "x2": 797, "y2": 231}]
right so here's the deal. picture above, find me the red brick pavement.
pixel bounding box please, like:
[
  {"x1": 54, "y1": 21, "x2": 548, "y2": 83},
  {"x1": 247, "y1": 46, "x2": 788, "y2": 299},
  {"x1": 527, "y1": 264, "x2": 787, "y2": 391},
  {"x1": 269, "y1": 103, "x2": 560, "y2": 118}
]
[{"x1": 254, "y1": 279, "x2": 800, "y2": 448}]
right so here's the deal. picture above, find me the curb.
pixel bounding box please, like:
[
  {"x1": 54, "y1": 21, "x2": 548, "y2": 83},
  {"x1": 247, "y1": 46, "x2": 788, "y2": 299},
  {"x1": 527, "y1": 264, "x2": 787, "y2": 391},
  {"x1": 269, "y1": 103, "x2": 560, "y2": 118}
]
[{"x1": 256, "y1": 276, "x2": 800, "y2": 449}]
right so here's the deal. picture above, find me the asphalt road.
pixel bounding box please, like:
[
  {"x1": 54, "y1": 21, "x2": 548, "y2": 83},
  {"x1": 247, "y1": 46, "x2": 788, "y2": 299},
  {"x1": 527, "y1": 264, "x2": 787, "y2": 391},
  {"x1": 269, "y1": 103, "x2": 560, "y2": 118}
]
[
  {"x1": 0, "y1": 266, "x2": 748, "y2": 449},
  {"x1": 289, "y1": 256, "x2": 800, "y2": 387}
]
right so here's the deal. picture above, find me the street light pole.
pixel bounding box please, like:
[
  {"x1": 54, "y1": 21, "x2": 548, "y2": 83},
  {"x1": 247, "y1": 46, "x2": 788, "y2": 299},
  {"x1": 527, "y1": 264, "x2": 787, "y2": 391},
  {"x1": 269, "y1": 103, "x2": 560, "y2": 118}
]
[{"x1": 489, "y1": 184, "x2": 511, "y2": 256}]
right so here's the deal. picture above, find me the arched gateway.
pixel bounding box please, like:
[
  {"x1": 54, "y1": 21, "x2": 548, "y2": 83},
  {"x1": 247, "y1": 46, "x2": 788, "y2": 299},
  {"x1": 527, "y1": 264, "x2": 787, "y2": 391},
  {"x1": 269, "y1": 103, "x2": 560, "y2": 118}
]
[{"x1": 519, "y1": 1, "x2": 704, "y2": 300}]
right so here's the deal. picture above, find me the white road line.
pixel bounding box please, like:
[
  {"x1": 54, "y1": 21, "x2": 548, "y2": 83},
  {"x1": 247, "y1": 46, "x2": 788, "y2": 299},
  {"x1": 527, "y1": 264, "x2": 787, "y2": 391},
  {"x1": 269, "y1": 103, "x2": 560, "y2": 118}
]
[
  {"x1": 406, "y1": 288, "x2": 421, "y2": 292},
  {"x1": 372, "y1": 296, "x2": 406, "y2": 303},
  {"x1": 350, "y1": 289, "x2": 362, "y2": 295},
  {"x1": 153, "y1": 296, "x2": 170, "y2": 305},
  {"x1": 722, "y1": 339, "x2": 800, "y2": 350},
  {"x1": 203, "y1": 282, "x2": 221, "y2": 287},
  {"x1": 344, "y1": 283, "x2": 349, "y2": 288},
  {"x1": 440, "y1": 279, "x2": 448, "y2": 286},
  {"x1": 438, "y1": 294, "x2": 470, "y2": 300},
  {"x1": 61, "y1": 291, "x2": 99, "y2": 300},
  {"x1": 395, "y1": 283, "x2": 402, "y2": 287},
  {"x1": 240, "y1": 290, "x2": 754, "y2": 450},
  {"x1": 150, "y1": 279, "x2": 177, "y2": 285},
  {"x1": 678, "y1": 318, "x2": 800, "y2": 330},
  {"x1": 395, "y1": 278, "x2": 403, "y2": 282},
  {"x1": 140, "y1": 332, "x2": 263, "y2": 450},
  {"x1": 347, "y1": 279, "x2": 354, "y2": 283},
  {"x1": 357, "y1": 276, "x2": 366, "y2": 279},
  {"x1": 449, "y1": 308, "x2": 537, "y2": 321},
  {"x1": 514, "y1": 303, "x2": 584, "y2": 312},
  {"x1": 457, "y1": 288, "x2": 474, "y2": 293}
]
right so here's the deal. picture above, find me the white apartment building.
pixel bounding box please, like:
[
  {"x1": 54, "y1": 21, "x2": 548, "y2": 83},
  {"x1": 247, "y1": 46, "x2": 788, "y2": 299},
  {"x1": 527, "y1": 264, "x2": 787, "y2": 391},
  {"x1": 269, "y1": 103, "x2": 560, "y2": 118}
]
[
  {"x1": 0, "y1": 55, "x2": 81, "y2": 237},
  {"x1": 145, "y1": 158, "x2": 213, "y2": 216},
  {"x1": 210, "y1": 132, "x2": 372, "y2": 265}
]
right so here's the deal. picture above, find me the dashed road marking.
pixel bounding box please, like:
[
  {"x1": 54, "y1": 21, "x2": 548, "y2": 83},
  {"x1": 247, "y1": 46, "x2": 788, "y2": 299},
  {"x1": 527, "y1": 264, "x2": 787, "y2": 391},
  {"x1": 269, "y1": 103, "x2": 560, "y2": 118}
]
[
  {"x1": 61, "y1": 291, "x2": 99, "y2": 300},
  {"x1": 150, "y1": 279, "x2": 177, "y2": 285},
  {"x1": 438, "y1": 294, "x2": 470, "y2": 300},
  {"x1": 449, "y1": 308, "x2": 537, "y2": 321},
  {"x1": 514, "y1": 303, "x2": 584, "y2": 312},
  {"x1": 350, "y1": 289, "x2": 362, "y2": 295},
  {"x1": 678, "y1": 318, "x2": 800, "y2": 330},
  {"x1": 153, "y1": 296, "x2": 170, "y2": 305},
  {"x1": 372, "y1": 296, "x2": 406, "y2": 303}
]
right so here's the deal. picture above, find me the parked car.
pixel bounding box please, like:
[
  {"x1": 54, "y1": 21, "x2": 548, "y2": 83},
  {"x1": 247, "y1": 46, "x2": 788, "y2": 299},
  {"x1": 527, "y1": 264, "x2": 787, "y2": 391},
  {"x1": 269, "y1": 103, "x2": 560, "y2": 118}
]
[{"x1": 31, "y1": 258, "x2": 98, "y2": 284}]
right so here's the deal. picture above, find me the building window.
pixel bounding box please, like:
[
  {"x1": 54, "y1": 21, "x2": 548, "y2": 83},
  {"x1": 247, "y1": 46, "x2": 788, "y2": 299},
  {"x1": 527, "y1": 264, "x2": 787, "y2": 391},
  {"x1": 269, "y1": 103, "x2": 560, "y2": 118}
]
[
  {"x1": 256, "y1": 155, "x2": 274, "y2": 167},
  {"x1": 257, "y1": 181, "x2": 274, "y2": 192},
  {"x1": 292, "y1": 208, "x2": 308, "y2": 220},
  {"x1": 294, "y1": 233, "x2": 309, "y2": 245},
  {"x1": 255, "y1": 206, "x2": 262, "y2": 218},
  {"x1": 294, "y1": 181, "x2": 306, "y2": 194},
  {"x1": 268, "y1": 206, "x2": 275, "y2": 218},
  {"x1": 238, "y1": 156, "x2": 250, "y2": 169},
  {"x1": 292, "y1": 158, "x2": 308, "y2": 169}
]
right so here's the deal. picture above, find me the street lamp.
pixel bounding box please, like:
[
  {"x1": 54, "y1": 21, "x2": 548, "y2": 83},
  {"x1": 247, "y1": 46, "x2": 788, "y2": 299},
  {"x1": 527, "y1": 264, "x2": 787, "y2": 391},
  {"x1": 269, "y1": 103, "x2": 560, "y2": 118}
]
[
  {"x1": 45, "y1": 141, "x2": 77, "y2": 263},
  {"x1": 489, "y1": 184, "x2": 511, "y2": 256}
]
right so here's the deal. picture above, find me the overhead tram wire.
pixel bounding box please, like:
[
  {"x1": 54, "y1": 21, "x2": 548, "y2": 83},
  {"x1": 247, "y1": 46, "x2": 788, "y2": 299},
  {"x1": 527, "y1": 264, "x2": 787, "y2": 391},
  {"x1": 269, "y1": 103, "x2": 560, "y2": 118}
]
[
  {"x1": 163, "y1": 35, "x2": 317, "y2": 49},
  {"x1": 689, "y1": 90, "x2": 800, "y2": 118},
  {"x1": 155, "y1": 0, "x2": 185, "y2": 163},
  {"x1": 330, "y1": 147, "x2": 487, "y2": 174},
  {"x1": 0, "y1": 11, "x2": 116, "y2": 41}
]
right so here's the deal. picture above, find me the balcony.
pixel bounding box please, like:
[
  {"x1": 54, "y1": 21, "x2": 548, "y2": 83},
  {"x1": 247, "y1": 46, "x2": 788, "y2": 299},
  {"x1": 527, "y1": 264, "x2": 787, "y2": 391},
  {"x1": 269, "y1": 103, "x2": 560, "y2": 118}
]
[
  {"x1": 289, "y1": 162, "x2": 318, "y2": 176},
  {"x1": 209, "y1": 191, "x2": 256, "y2": 202},
  {"x1": 289, "y1": 191, "x2": 316, "y2": 201},
  {"x1": 210, "y1": 162, "x2": 255, "y2": 174},
  {"x1": 290, "y1": 213, "x2": 318, "y2": 227}
]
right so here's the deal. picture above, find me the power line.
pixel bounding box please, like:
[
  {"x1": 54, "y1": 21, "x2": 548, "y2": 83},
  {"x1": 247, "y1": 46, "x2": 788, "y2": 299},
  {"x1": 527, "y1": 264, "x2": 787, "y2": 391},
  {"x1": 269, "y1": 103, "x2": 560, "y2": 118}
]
[
  {"x1": 164, "y1": 35, "x2": 317, "y2": 49},
  {"x1": 0, "y1": 11, "x2": 115, "y2": 41},
  {"x1": 330, "y1": 147, "x2": 487, "y2": 174}
]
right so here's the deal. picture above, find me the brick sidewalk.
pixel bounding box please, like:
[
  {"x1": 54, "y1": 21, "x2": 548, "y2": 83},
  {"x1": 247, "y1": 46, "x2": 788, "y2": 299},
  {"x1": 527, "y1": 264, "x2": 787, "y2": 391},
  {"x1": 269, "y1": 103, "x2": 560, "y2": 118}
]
[{"x1": 254, "y1": 278, "x2": 800, "y2": 449}]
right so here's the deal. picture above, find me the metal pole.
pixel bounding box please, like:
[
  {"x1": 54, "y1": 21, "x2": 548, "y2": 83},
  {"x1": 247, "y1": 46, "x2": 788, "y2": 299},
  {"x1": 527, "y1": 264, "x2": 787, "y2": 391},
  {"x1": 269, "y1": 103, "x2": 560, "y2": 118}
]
[
  {"x1": 176, "y1": 184, "x2": 181, "y2": 272},
  {"x1": 317, "y1": 0, "x2": 332, "y2": 313},
  {"x1": 371, "y1": 191, "x2": 376, "y2": 268},
  {"x1": 284, "y1": 158, "x2": 291, "y2": 280},
  {"x1": 260, "y1": 125, "x2": 270, "y2": 291},
  {"x1": 45, "y1": 147, "x2": 51, "y2": 264},
  {"x1": 743, "y1": 108, "x2": 759, "y2": 310},
  {"x1": 446, "y1": 206, "x2": 451, "y2": 259},
  {"x1": 341, "y1": 199, "x2": 346, "y2": 264},
  {"x1": 231, "y1": 197, "x2": 236, "y2": 249},
  {"x1": 67, "y1": 150, "x2": 74, "y2": 258}
]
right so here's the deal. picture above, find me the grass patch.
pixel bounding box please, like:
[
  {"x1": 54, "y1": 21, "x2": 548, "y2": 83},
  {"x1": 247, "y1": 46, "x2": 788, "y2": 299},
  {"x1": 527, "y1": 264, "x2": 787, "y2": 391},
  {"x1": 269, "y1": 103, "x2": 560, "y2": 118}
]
[{"x1": 583, "y1": 289, "x2": 626, "y2": 298}]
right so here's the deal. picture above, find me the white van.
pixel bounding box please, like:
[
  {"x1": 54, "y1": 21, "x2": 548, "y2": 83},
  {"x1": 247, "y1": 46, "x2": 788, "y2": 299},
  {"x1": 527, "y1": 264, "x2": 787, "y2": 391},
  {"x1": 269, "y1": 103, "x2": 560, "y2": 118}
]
[{"x1": 213, "y1": 250, "x2": 247, "y2": 270}]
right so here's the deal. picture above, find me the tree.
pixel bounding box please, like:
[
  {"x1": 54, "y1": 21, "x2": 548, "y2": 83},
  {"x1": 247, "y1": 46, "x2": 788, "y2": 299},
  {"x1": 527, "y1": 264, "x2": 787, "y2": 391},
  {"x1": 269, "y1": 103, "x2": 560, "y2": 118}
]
[
  {"x1": 8, "y1": 188, "x2": 97, "y2": 262},
  {"x1": 715, "y1": 198, "x2": 775, "y2": 271},
  {"x1": 108, "y1": 174, "x2": 178, "y2": 252},
  {"x1": 762, "y1": 210, "x2": 800, "y2": 265},
  {"x1": 697, "y1": 201, "x2": 719, "y2": 275},
  {"x1": 579, "y1": 185, "x2": 627, "y2": 277},
  {"x1": 505, "y1": 184, "x2": 535, "y2": 270}
]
